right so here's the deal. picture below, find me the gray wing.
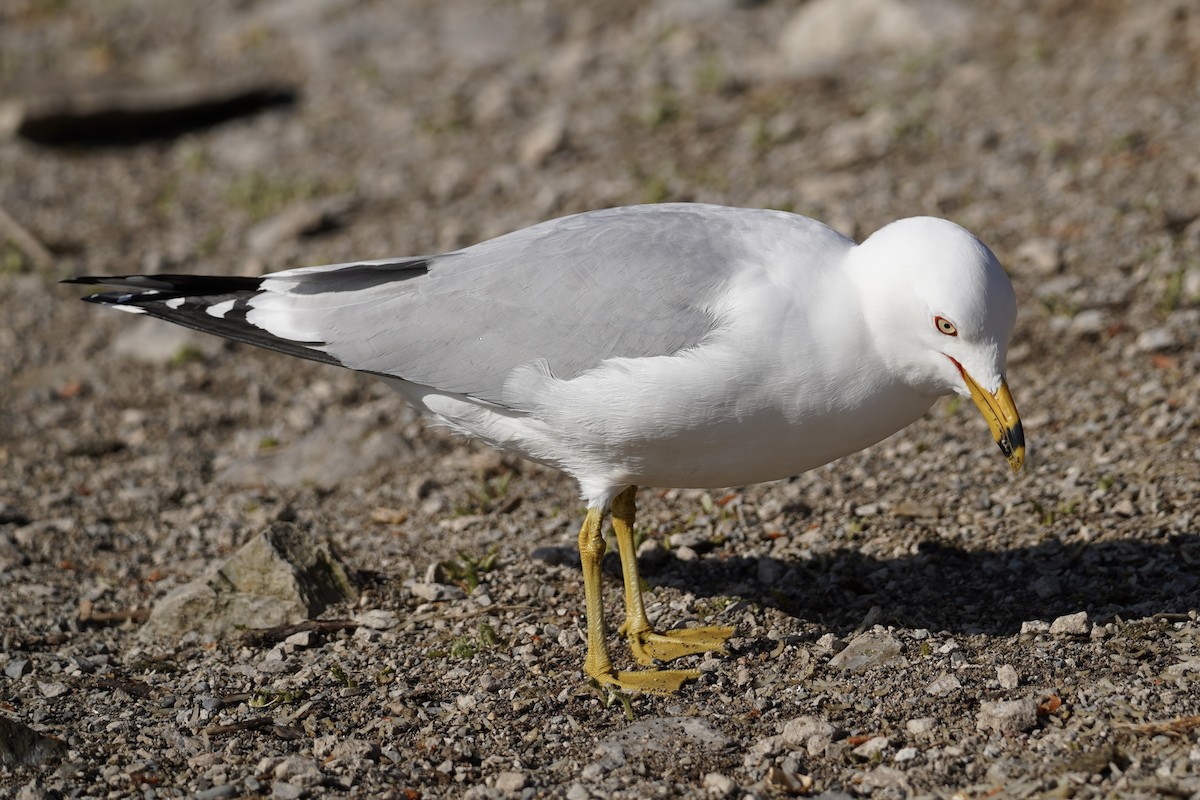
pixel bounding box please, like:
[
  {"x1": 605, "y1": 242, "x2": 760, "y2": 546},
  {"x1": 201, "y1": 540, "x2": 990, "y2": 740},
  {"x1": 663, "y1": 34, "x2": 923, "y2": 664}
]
[
  {"x1": 296, "y1": 204, "x2": 764, "y2": 402},
  {"x1": 72, "y1": 204, "x2": 843, "y2": 406}
]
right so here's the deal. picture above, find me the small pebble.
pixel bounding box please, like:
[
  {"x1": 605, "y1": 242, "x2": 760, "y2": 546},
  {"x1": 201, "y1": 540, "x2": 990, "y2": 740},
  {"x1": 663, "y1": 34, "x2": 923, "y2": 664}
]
[
  {"x1": 494, "y1": 771, "x2": 527, "y2": 793},
  {"x1": 997, "y1": 664, "x2": 1020, "y2": 689},
  {"x1": 977, "y1": 699, "x2": 1038, "y2": 734},
  {"x1": 906, "y1": 717, "x2": 937, "y2": 736},
  {"x1": 1049, "y1": 611, "x2": 1091, "y2": 636},
  {"x1": 4, "y1": 659, "x2": 31, "y2": 679},
  {"x1": 925, "y1": 674, "x2": 962, "y2": 696},
  {"x1": 702, "y1": 772, "x2": 736, "y2": 796}
]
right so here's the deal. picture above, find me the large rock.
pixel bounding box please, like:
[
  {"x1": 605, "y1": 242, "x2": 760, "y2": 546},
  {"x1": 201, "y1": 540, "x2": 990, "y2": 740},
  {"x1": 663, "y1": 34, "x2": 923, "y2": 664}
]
[
  {"x1": 779, "y1": 0, "x2": 973, "y2": 76},
  {"x1": 216, "y1": 412, "x2": 410, "y2": 490},
  {"x1": 0, "y1": 716, "x2": 66, "y2": 767},
  {"x1": 140, "y1": 522, "x2": 357, "y2": 640}
]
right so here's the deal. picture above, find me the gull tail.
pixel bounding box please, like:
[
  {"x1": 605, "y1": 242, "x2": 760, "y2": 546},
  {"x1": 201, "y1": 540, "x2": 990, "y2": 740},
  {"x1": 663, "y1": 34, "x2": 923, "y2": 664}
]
[{"x1": 62, "y1": 272, "x2": 345, "y2": 367}]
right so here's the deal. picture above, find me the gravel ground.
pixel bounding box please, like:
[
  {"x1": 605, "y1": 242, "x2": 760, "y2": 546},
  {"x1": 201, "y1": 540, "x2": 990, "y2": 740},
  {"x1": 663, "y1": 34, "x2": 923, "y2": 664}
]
[{"x1": 2, "y1": 1, "x2": 1200, "y2": 797}]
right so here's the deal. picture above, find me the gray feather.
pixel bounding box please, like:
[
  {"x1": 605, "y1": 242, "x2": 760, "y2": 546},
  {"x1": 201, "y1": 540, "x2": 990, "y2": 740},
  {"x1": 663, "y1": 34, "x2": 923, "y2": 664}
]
[{"x1": 271, "y1": 204, "x2": 801, "y2": 404}]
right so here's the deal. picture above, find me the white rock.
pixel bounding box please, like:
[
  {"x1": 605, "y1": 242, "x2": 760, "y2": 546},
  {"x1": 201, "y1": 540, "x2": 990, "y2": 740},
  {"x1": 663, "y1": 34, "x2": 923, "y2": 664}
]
[
  {"x1": 1070, "y1": 309, "x2": 1107, "y2": 336},
  {"x1": 829, "y1": 631, "x2": 904, "y2": 672},
  {"x1": 518, "y1": 111, "x2": 567, "y2": 167},
  {"x1": 780, "y1": 715, "x2": 836, "y2": 756},
  {"x1": 284, "y1": 630, "x2": 314, "y2": 648},
  {"x1": 1136, "y1": 327, "x2": 1176, "y2": 352},
  {"x1": 779, "y1": 0, "x2": 973, "y2": 76},
  {"x1": 996, "y1": 664, "x2": 1020, "y2": 690},
  {"x1": 853, "y1": 736, "x2": 889, "y2": 759},
  {"x1": 354, "y1": 609, "x2": 400, "y2": 630},
  {"x1": 906, "y1": 717, "x2": 936, "y2": 735},
  {"x1": 1049, "y1": 611, "x2": 1091, "y2": 636},
  {"x1": 494, "y1": 771, "x2": 527, "y2": 793},
  {"x1": 925, "y1": 673, "x2": 962, "y2": 696},
  {"x1": 977, "y1": 699, "x2": 1037, "y2": 734},
  {"x1": 894, "y1": 746, "x2": 919, "y2": 762},
  {"x1": 702, "y1": 771, "x2": 737, "y2": 796},
  {"x1": 37, "y1": 681, "x2": 68, "y2": 698},
  {"x1": 1014, "y1": 237, "x2": 1063, "y2": 275}
]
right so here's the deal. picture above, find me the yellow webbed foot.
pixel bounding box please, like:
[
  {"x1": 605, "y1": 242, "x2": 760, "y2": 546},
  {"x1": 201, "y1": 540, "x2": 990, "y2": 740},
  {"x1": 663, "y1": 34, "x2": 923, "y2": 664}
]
[
  {"x1": 590, "y1": 667, "x2": 702, "y2": 695},
  {"x1": 625, "y1": 624, "x2": 735, "y2": 666}
]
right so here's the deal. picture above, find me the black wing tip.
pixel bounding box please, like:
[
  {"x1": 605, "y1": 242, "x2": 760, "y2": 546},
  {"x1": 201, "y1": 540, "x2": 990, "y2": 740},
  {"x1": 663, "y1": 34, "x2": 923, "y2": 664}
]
[{"x1": 62, "y1": 273, "x2": 264, "y2": 294}]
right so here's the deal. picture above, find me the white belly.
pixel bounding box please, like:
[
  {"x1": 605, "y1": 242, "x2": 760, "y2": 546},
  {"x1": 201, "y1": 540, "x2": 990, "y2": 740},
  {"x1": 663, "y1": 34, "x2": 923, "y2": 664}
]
[{"x1": 383, "y1": 343, "x2": 937, "y2": 504}]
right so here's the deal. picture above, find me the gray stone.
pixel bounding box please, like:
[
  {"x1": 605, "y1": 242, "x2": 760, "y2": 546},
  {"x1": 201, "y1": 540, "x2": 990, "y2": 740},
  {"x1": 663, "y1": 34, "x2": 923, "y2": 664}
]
[
  {"x1": 780, "y1": 715, "x2": 836, "y2": 755},
  {"x1": 4, "y1": 659, "x2": 31, "y2": 679},
  {"x1": 565, "y1": 784, "x2": 591, "y2": 800},
  {"x1": 37, "y1": 681, "x2": 67, "y2": 698},
  {"x1": 977, "y1": 699, "x2": 1038, "y2": 734},
  {"x1": 216, "y1": 413, "x2": 412, "y2": 490},
  {"x1": 594, "y1": 717, "x2": 731, "y2": 767},
  {"x1": 111, "y1": 317, "x2": 222, "y2": 364},
  {"x1": 271, "y1": 781, "x2": 304, "y2": 800},
  {"x1": 141, "y1": 523, "x2": 357, "y2": 639},
  {"x1": 0, "y1": 716, "x2": 67, "y2": 767},
  {"x1": 859, "y1": 765, "x2": 910, "y2": 792},
  {"x1": 330, "y1": 738, "x2": 380, "y2": 762},
  {"x1": 828, "y1": 632, "x2": 904, "y2": 672}
]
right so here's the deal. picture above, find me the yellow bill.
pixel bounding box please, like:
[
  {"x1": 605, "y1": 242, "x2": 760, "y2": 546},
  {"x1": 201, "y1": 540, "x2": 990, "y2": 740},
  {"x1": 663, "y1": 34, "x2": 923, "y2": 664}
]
[{"x1": 960, "y1": 372, "x2": 1025, "y2": 471}]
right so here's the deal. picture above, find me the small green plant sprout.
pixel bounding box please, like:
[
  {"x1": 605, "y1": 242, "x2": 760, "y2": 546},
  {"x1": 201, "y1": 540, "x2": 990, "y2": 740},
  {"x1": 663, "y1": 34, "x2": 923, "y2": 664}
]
[
  {"x1": 440, "y1": 546, "x2": 500, "y2": 592},
  {"x1": 329, "y1": 662, "x2": 356, "y2": 689},
  {"x1": 248, "y1": 688, "x2": 305, "y2": 708},
  {"x1": 449, "y1": 635, "x2": 477, "y2": 659}
]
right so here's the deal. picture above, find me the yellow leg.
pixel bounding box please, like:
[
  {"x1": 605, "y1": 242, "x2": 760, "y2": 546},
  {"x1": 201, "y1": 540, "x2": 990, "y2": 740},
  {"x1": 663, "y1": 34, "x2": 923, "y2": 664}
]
[
  {"x1": 611, "y1": 486, "x2": 735, "y2": 666},
  {"x1": 577, "y1": 500, "x2": 704, "y2": 694}
]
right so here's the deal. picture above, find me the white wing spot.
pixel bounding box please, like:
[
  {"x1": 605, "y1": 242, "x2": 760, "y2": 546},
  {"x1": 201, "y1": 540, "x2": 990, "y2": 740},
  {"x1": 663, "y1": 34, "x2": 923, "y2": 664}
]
[
  {"x1": 207, "y1": 299, "x2": 236, "y2": 318},
  {"x1": 165, "y1": 297, "x2": 185, "y2": 309}
]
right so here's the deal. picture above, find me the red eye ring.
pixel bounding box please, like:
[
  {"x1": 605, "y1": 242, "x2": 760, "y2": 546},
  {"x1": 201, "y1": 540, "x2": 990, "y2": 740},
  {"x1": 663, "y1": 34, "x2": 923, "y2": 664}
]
[{"x1": 934, "y1": 316, "x2": 958, "y2": 336}]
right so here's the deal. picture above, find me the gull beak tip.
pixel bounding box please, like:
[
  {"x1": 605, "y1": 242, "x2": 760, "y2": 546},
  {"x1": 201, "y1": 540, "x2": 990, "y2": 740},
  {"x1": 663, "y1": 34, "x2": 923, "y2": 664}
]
[{"x1": 958, "y1": 367, "x2": 1025, "y2": 475}]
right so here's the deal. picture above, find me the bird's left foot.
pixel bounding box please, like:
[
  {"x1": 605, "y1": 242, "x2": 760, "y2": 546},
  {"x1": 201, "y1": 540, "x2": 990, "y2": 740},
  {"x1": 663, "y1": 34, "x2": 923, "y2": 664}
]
[
  {"x1": 591, "y1": 667, "x2": 702, "y2": 695},
  {"x1": 623, "y1": 624, "x2": 735, "y2": 666}
]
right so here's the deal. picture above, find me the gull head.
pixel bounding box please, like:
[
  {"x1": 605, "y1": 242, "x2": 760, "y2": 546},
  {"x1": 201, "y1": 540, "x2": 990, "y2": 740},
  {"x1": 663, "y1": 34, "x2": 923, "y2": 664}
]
[{"x1": 850, "y1": 216, "x2": 1024, "y2": 471}]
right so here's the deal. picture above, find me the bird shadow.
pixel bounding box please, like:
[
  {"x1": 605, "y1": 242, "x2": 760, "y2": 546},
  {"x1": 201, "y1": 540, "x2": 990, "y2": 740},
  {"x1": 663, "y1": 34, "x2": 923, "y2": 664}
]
[{"x1": 638, "y1": 533, "x2": 1200, "y2": 638}]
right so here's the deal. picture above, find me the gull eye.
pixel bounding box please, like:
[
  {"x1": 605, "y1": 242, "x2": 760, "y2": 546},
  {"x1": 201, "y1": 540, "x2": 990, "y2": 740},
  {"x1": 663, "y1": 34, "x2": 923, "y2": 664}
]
[{"x1": 934, "y1": 316, "x2": 958, "y2": 336}]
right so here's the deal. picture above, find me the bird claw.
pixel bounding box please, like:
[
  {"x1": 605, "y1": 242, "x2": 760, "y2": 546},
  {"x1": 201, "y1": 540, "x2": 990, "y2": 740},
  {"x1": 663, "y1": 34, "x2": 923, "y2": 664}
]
[
  {"x1": 626, "y1": 625, "x2": 735, "y2": 666},
  {"x1": 590, "y1": 667, "x2": 702, "y2": 695}
]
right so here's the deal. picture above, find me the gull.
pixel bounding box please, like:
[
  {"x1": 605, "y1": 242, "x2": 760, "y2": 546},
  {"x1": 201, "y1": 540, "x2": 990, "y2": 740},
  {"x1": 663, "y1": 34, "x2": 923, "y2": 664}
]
[{"x1": 67, "y1": 203, "x2": 1024, "y2": 693}]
